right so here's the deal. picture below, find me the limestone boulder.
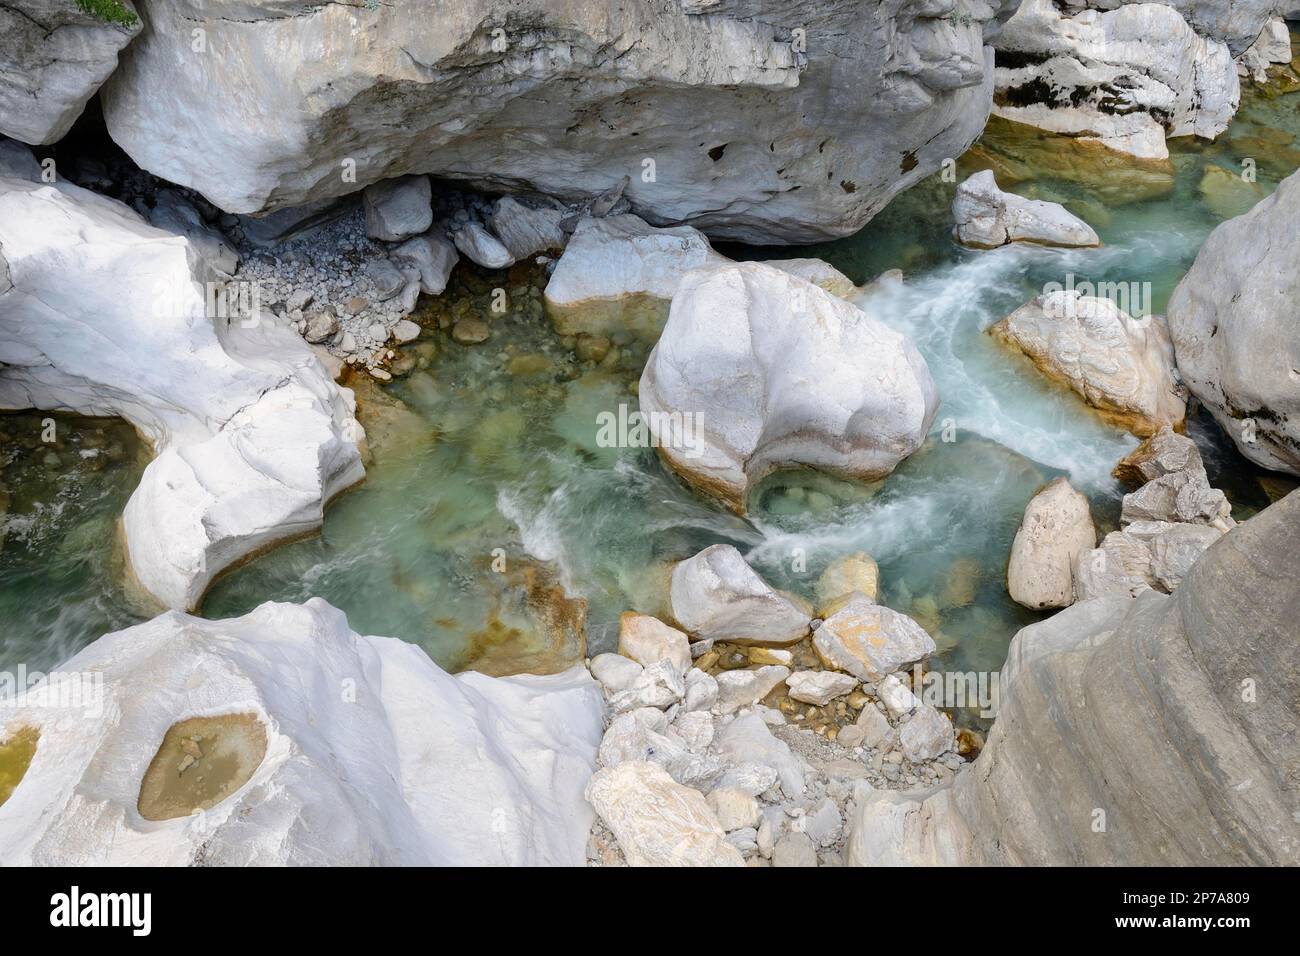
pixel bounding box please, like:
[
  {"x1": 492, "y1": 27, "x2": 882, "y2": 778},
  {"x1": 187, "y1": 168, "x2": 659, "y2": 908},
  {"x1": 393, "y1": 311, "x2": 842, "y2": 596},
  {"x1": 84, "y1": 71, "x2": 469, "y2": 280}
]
[
  {"x1": 990, "y1": 290, "x2": 1185, "y2": 436},
  {"x1": 1007, "y1": 478, "x2": 1097, "y2": 609},
  {"x1": 1167, "y1": 168, "x2": 1300, "y2": 476},
  {"x1": 640, "y1": 263, "x2": 938, "y2": 511},
  {"x1": 585, "y1": 761, "x2": 744, "y2": 867},
  {"x1": 0, "y1": 0, "x2": 141, "y2": 145},
  {"x1": 992, "y1": 0, "x2": 1240, "y2": 160},
  {"x1": 669, "y1": 544, "x2": 811, "y2": 646},
  {"x1": 813, "y1": 593, "x2": 936, "y2": 682},
  {"x1": 0, "y1": 175, "x2": 364, "y2": 611},
  {"x1": 953, "y1": 170, "x2": 1100, "y2": 248},
  {"x1": 99, "y1": 0, "x2": 996, "y2": 244}
]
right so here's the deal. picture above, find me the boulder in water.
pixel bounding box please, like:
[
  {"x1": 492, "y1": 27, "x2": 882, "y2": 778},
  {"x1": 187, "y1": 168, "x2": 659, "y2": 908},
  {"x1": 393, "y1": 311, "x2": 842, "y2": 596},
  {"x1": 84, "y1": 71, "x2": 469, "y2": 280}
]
[
  {"x1": 640, "y1": 262, "x2": 939, "y2": 511},
  {"x1": 1167, "y1": 168, "x2": 1300, "y2": 476},
  {"x1": 990, "y1": 290, "x2": 1186, "y2": 437},
  {"x1": 953, "y1": 170, "x2": 1100, "y2": 248},
  {"x1": 1007, "y1": 477, "x2": 1097, "y2": 610}
]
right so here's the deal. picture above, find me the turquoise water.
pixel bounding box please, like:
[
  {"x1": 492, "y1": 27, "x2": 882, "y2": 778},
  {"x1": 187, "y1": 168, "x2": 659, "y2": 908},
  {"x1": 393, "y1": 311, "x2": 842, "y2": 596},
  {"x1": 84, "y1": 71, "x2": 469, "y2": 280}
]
[
  {"x1": 0, "y1": 413, "x2": 147, "y2": 672},
  {"x1": 3, "y1": 49, "x2": 1298, "y2": 704}
]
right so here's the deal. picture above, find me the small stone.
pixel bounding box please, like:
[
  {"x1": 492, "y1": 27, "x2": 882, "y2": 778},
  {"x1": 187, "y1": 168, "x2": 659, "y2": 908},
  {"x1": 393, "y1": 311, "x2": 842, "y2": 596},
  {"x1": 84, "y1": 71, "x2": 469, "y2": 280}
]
[
  {"x1": 302, "y1": 310, "x2": 339, "y2": 344},
  {"x1": 772, "y1": 832, "x2": 818, "y2": 868},
  {"x1": 855, "y1": 703, "x2": 893, "y2": 748},
  {"x1": 364, "y1": 258, "x2": 406, "y2": 300},
  {"x1": 392, "y1": 319, "x2": 421, "y2": 344},
  {"x1": 590, "y1": 653, "x2": 643, "y2": 696},
  {"x1": 452, "y1": 318, "x2": 490, "y2": 344},
  {"x1": 815, "y1": 551, "x2": 879, "y2": 614},
  {"x1": 707, "y1": 787, "x2": 761, "y2": 831},
  {"x1": 618, "y1": 613, "x2": 691, "y2": 677},
  {"x1": 899, "y1": 704, "x2": 954, "y2": 763},
  {"x1": 683, "y1": 668, "x2": 719, "y2": 713},
  {"x1": 714, "y1": 665, "x2": 790, "y2": 715},
  {"x1": 748, "y1": 647, "x2": 793, "y2": 667},
  {"x1": 785, "y1": 670, "x2": 857, "y2": 706}
]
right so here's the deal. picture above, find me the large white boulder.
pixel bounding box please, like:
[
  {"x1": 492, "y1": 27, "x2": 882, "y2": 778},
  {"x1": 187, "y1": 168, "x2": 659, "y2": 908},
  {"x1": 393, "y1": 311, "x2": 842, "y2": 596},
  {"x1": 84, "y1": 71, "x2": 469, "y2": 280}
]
[
  {"x1": 669, "y1": 544, "x2": 811, "y2": 646},
  {"x1": 992, "y1": 0, "x2": 1240, "y2": 159},
  {"x1": 1167, "y1": 168, "x2": 1300, "y2": 476},
  {"x1": 0, "y1": 0, "x2": 141, "y2": 145},
  {"x1": 98, "y1": 0, "x2": 995, "y2": 243},
  {"x1": 0, "y1": 599, "x2": 604, "y2": 865},
  {"x1": 990, "y1": 290, "x2": 1186, "y2": 436},
  {"x1": 0, "y1": 172, "x2": 365, "y2": 610},
  {"x1": 640, "y1": 263, "x2": 939, "y2": 511},
  {"x1": 1007, "y1": 477, "x2": 1097, "y2": 609},
  {"x1": 953, "y1": 171, "x2": 1100, "y2": 248}
]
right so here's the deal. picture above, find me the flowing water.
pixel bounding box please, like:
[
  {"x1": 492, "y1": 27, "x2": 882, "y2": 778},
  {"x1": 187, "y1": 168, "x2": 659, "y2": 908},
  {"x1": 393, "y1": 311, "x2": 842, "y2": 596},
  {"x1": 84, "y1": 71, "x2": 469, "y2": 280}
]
[
  {"x1": 3, "y1": 46, "x2": 1299, "y2": 718},
  {"x1": 0, "y1": 413, "x2": 147, "y2": 673}
]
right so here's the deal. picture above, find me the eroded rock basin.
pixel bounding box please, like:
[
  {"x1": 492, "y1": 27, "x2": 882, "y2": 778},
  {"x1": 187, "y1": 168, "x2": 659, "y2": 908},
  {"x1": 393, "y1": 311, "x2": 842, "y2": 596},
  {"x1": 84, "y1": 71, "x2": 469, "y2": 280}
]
[{"x1": 137, "y1": 713, "x2": 268, "y2": 822}]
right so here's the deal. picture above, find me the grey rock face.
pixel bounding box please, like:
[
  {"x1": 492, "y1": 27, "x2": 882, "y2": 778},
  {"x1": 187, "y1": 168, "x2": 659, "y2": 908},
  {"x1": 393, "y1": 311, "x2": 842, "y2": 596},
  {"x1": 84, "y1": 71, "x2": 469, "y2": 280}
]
[
  {"x1": 1167, "y1": 169, "x2": 1300, "y2": 476},
  {"x1": 144, "y1": 189, "x2": 241, "y2": 278},
  {"x1": 0, "y1": 0, "x2": 141, "y2": 145},
  {"x1": 848, "y1": 491, "x2": 1300, "y2": 865},
  {"x1": 99, "y1": 0, "x2": 995, "y2": 243}
]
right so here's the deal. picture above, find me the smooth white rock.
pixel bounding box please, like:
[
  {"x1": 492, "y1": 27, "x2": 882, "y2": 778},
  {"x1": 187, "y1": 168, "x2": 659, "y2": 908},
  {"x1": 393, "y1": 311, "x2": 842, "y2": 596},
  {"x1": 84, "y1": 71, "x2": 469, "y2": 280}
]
[
  {"x1": 640, "y1": 263, "x2": 939, "y2": 510},
  {"x1": 670, "y1": 544, "x2": 811, "y2": 645},
  {"x1": 0, "y1": 599, "x2": 604, "y2": 866},
  {"x1": 589, "y1": 653, "x2": 644, "y2": 696},
  {"x1": 452, "y1": 222, "x2": 514, "y2": 269},
  {"x1": 1007, "y1": 478, "x2": 1098, "y2": 610},
  {"x1": 953, "y1": 170, "x2": 1100, "y2": 248},
  {"x1": 544, "y1": 215, "x2": 725, "y2": 316},
  {"x1": 0, "y1": 177, "x2": 365, "y2": 611}
]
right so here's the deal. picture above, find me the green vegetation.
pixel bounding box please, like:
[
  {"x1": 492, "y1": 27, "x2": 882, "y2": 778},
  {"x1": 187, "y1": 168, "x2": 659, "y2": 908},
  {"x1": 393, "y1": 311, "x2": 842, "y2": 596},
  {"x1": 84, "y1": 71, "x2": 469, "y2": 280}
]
[{"x1": 74, "y1": 0, "x2": 139, "y2": 27}]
